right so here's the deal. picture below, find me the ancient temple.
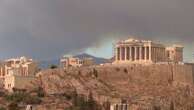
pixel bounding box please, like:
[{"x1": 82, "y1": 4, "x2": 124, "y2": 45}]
[{"x1": 114, "y1": 38, "x2": 183, "y2": 64}]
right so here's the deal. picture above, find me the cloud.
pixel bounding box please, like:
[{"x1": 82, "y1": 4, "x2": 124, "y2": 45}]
[{"x1": 0, "y1": 0, "x2": 193, "y2": 60}]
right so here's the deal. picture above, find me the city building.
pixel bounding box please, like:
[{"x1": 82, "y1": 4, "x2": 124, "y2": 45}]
[
  {"x1": 60, "y1": 56, "x2": 83, "y2": 68},
  {"x1": 114, "y1": 38, "x2": 183, "y2": 64},
  {"x1": 2, "y1": 56, "x2": 38, "y2": 91},
  {"x1": 60, "y1": 55, "x2": 94, "y2": 68},
  {"x1": 4, "y1": 56, "x2": 38, "y2": 76},
  {"x1": 82, "y1": 57, "x2": 94, "y2": 66}
]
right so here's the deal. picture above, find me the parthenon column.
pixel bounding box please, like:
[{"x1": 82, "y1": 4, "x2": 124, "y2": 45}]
[
  {"x1": 149, "y1": 46, "x2": 152, "y2": 61},
  {"x1": 120, "y1": 47, "x2": 122, "y2": 61},
  {"x1": 129, "y1": 46, "x2": 132, "y2": 61},
  {"x1": 145, "y1": 46, "x2": 147, "y2": 61},
  {"x1": 139, "y1": 46, "x2": 142, "y2": 60},
  {"x1": 134, "y1": 46, "x2": 137, "y2": 61},
  {"x1": 125, "y1": 47, "x2": 127, "y2": 60}
]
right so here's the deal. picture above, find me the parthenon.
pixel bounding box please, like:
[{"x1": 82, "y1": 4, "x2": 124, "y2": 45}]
[{"x1": 114, "y1": 38, "x2": 183, "y2": 64}]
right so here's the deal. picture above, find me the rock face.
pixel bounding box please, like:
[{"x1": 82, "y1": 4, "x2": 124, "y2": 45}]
[{"x1": 32, "y1": 64, "x2": 194, "y2": 110}]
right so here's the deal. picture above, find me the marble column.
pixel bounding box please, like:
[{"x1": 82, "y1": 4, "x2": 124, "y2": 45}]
[
  {"x1": 139, "y1": 46, "x2": 142, "y2": 60},
  {"x1": 145, "y1": 46, "x2": 147, "y2": 61},
  {"x1": 152, "y1": 47, "x2": 155, "y2": 62},
  {"x1": 129, "y1": 46, "x2": 132, "y2": 61},
  {"x1": 153, "y1": 47, "x2": 155, "y2": 61},
  {"x1": 132, "y1": 47, "x2": 135, "y2": 61},
  {"x1": 155, "y1": 47, "x2": 158, "y2": 62},
  {"x1": 125, "y1": 47, "x2": 127, "y2": 61},
  {"x1": 134, "y1": 46, "x2": 137, "y2": 61},
  {"x1": 149, "y1": 46, "x2": 152, "y2": 61},
  {"x1": 120, "y1": 47, "x2": 122, "y2": 61},
  {"x1": 127, "y1": 47, "x2": 130, "y2": 60}
]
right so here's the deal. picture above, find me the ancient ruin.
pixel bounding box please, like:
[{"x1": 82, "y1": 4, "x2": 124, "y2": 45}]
[{"x1": 114, "y1": 38, "x2": 183, "y2": 64}]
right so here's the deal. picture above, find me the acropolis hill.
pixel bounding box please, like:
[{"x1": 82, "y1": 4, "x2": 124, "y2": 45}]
[{"x1": 29, "y1": 63, "x2": 194, "y2": 110}]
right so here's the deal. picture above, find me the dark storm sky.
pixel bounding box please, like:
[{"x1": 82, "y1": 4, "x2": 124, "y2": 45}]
[{"x1": 0, "y1": 0, "x2": 194, "y2": 61}]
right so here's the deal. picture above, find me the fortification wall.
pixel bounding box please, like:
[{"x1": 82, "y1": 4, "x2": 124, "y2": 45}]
[
  {"x1": 97, "y1": 64, "x2": 194, "y2": 86},
  {"x1": 173, "y1": 64, "x2": 193, "y2": 84}
]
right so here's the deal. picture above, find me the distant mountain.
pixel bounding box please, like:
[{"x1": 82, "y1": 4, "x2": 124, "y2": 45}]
[
  {"x1": 74, "y1": 53, "x2": 110, "y2": 64},
  {"x1": 39, "y1": 53, "x2": 110, "y2": 69},
  {"x1": 39, "y1": 59, "x2": 60, "y2": 69}
]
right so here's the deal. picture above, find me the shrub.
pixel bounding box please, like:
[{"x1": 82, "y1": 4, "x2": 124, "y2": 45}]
[
  {"x1": 62, "y1": 93, "x2": 72, "y2": 101},
  {"x1": 49, "y1": 64, "x2": 58, "y2": 69},
  {"x1": 8, "y1": 102, "x2": 19, "y2": 110},
  {"x1": 36, "y1": 87, "x2": 45, "y2": 98},
  {"x1": 0, "y1": 107, "x2": 6, "y2": 110},
  {"x1": 93, "y1": 69, "x2": 98, "y2": 78},
  {"x1": 4, "y1": 92, "x2": 41, "y2": 104},
  {"x1": 24, "y1": 96, "x2": 41, "y2": 104},
  {"x1": 0, "y1": 91, "x2": 5, "y2": 97},
  {"x1": 153, "y1": 105, "x2": 161, "y2": 110},
  {"x1": 68, "y1": 90, "x2": 101, "y2": 110},
  {"x1": 5, "y1": 92, "x2": 27, "y2": 102}
]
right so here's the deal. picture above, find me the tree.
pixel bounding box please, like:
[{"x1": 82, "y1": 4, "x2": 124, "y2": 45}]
[
  {"x1": 36, "y1": 87, "x2": 45, "y2": 97},
  {"x1": 4, "y1": 91, "x2": 41, "y2": 105},
  {"x1": 71, "y1": 90, "x2": 78, "y2": 106},
  {"x1": 87, "y1": 92, "x2": 95, "y2": 110},
  {"x1": 93, "y1": 68, "x2": 98, "y2": 78},
  {"x1": 49, "y1": 64, "x2": 58, "y2": 69}
]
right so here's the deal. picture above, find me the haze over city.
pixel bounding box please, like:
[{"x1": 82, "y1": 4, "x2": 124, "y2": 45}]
[{"x1": 0, "y1": 0, "x2": 194, "y2": 61}]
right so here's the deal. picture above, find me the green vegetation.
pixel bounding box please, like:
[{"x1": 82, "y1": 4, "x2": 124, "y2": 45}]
[
  {"x1": 65, "y1": 90, "x2": 101, "y2": 110},
  {"x1": 0, "y1": 107, "x2": 6, "y2": 110},
  {"x1": 49, "y1": 64, "x2": 58, "y2": 69},
  {"x1": 8, "y1": 102, "x2": 19, "y2": 110},
  {"x1": 4, "y1": 91, "x2": 41, "y2": 105},
  {"x1": 33, "y1": 87, "x2": 45, "y2": 97},
  {"x1": 93, "y1": 68, "x2": 98, "y2": 78}
]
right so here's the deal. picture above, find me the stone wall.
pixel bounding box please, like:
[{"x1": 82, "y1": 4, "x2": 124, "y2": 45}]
[
  {"x1": 97, "y1": 63, "x2": 194, "y2": 87},
  {"x1": 173, "y1": 64, "x2": 193, "y2": 85},
  {"x1": 4, "y1": 75, "x2": 35, "y2": 91}
]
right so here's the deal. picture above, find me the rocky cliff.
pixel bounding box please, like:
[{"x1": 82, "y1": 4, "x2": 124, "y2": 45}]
[{"x1": 29, "y1": 64, "x2": 194, "y2": 110}]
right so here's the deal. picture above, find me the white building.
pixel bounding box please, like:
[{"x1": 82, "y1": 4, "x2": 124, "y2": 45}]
[
  {"x1": 60, "y1": 56, "x2": 83, "y2": 68},
  {"x1": 60, "y1": 55, "x2": 94, "y2": 68}
]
